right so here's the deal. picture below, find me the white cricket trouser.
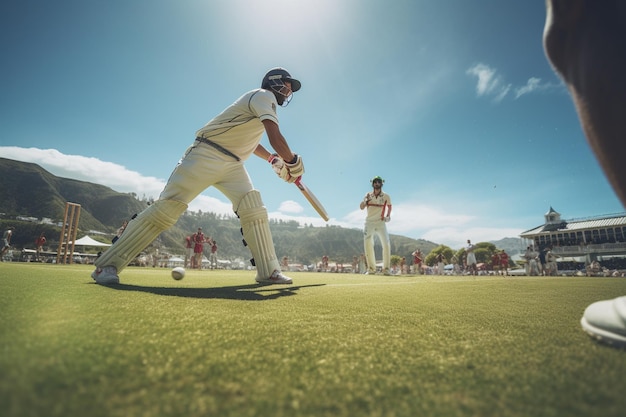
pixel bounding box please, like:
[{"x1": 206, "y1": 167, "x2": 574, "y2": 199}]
[
  {"x1": 363, "y1": 220, "x2": 390, "y2": 272},
  {"x1": 160, "y1": 143, "x2": 253, "y2": 205}
]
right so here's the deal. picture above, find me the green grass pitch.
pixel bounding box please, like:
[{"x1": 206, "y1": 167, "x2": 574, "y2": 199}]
[{"x1": 1, "y1": 262, "x2": 626, "y2": 417}]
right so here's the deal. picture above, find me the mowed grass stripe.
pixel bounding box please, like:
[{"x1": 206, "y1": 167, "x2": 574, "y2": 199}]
[{"x1": 1, "y1": 263, "x2": 626, "y2": 417}]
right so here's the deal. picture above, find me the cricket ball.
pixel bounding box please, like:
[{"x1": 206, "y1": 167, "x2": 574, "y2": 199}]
[{"x1": 171, "y1": 267, "x2": 185, "y2": 280}]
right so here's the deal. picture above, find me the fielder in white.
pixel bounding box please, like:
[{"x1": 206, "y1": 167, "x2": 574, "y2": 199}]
[
  {"x1": 91, "y1": 68, "x2": 304, "y2": 285},
  {"x1": 359, "y1": 176, "x2": 392, "y2": 275},
  {"x1": 466, "y1": 239, "x2": 477, "y2": 276}
]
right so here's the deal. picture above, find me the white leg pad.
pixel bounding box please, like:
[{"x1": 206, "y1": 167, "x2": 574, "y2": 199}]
[
  {"x1": 363, "y1": 224, "x2": 376, "y2": 272},
  {"x1": 380, "y1": 227, "x2": 391, "y2": 270},
  {"x1": 95, "y1": 199, "x2": 187, "y2": 273},
  {"x1": 236, "y1": 190, "x2": 280, "y2": 279}
]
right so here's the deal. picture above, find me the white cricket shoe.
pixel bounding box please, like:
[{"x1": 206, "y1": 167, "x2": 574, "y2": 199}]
[
  {"x1": 581, "y1": 296, "x2": 626, "y2": 348},
  {"x1": 255, "y1": 270, "x2": 293, "y2": 285},
  {"x1": 91, "y1": 266, "x2": 119, "y2": 285}
]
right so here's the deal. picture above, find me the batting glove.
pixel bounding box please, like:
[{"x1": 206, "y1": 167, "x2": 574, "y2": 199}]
[
  {"x1": 279, "y1": 154, "x2": 304, "y2": 183},
  {"x1": 268, "y1": 154, "x2": 284, "y2": 176}
]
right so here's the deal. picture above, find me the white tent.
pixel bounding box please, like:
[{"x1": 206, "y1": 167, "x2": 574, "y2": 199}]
[
  {"x1": 71, "y1": 235, "x2": 111, "y2": 247},
  {"x1": 167, "y1": 256, "x2": 185, "y2": 267}
]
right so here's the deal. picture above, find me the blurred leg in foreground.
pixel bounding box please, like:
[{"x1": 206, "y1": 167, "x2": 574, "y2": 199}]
[{"x1": 544, "y1": 0, "x2": 626, "y2": 348}]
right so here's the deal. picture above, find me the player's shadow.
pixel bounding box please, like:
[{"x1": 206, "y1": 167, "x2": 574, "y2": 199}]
[{"x1": 102, "y1": 282, "x2": 326, "y2": 301}]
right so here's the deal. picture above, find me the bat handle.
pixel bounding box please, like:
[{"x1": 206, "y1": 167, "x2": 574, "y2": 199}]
[{"x1": 294, "y1": 176, "x2": 303, "y2": 186}]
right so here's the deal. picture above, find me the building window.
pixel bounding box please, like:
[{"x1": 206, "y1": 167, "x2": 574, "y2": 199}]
[
  {"x1": 568, "y1": 232, "x2": 576, "y2": 245},
  {"x1": 607, "y1": 228, "x2": 615, "y2": 243}
]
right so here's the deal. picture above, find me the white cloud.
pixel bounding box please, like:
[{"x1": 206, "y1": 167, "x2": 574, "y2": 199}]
[
  {"x1": 187, "y1": 194, "x2": 234, "y2": 216},
  {"x1": 466, "y1": 63, "x2": 511, "y2": 102},
  {"x1": 1, "y1": 146, "x2": 165, "y2": 199},
  {"x1": 493, "y1": 84, "x2": 512, "y2": 102},
  {"x1": 514, "y1": 77, "x2": 541, "y2": 98},
  {"x1": 278, "y1": 200, "x2": 304, "y2": 214},
  {"x1": 514, "y1": 77, "x2": 559, "y2": 99},
  {"x1": 467, "y1": 64, "x2": 559, "y2": 103}
]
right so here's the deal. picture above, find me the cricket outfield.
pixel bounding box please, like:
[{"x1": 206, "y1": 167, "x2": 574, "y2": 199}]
[{"x1": 1, "y1": 262, "x2": 625, "y2": 417}]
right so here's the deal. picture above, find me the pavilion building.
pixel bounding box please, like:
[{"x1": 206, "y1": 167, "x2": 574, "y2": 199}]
[{"x1": 519, "y1": 207, "x2": 626, "y2": 267}]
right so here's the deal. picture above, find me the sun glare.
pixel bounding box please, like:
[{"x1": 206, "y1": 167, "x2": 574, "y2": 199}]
[
  {"x1": 216, "y1": 0, "x2": 343, "y2": 47},
  {"x1": 246, "y1": 0, "x2": 336, "y2": 30}
]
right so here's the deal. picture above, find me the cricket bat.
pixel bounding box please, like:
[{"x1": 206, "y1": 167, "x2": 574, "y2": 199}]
[{"x1": 294, "y1": 177, "x2": 329, "y2": 221}]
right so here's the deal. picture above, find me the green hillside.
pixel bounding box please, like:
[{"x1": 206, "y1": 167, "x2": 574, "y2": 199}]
[{"x1": 0, "y1": 157, "x2": 146, "y2": 232}]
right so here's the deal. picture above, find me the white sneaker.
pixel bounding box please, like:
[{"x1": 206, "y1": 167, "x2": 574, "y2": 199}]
[
  {"x1": 91, "y1": 266, "x2": 119, "y2": 285},
  {"x1": 255, "y1": 270, "x2": 293, "y2": 285},
  {"x1": 581, "y1": 296, "x2": 626, "y2": 348}
]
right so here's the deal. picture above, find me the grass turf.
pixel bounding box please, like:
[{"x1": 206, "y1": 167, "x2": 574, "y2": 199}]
[{"x1": 1, "y1": 262, "x2": 626, "y2": 417}]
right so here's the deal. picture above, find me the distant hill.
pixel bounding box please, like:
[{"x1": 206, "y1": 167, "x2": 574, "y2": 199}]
[
  {"x1": 489, "y1": 237, "x2": 525, "y2": 255},
  {"x1": 0, "y1": 157, "x2": 147, "y2": 232},
  {"x1": 0, "y1": 158, "x2": 438, "y2": 264}
]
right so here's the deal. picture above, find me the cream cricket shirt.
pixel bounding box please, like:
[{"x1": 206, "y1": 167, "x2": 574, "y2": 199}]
[
  {"x1": 364, "y1": 191, "x2": 392, "y2": 223},
  {"x1": 195, "y1": 89, "x2": 279, "y2": 161}
]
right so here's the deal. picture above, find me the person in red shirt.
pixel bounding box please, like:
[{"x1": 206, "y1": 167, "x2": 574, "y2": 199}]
[
  {"x1": 184, "y1": 235, "x2": 194, "y2": 268},
  {"x1": 321, "y1": 255, "x2": 329, "y2": 272},
  {"x1": 412, "y1": 248, "x2": 423, "y2": 275},
  {"x1": 491, "y1": 252, "x2": 500, "y2": 274},
  {"x1": 192, "y1": 228, "x2": 206, "y2": 269},
  {"x1": 499, "y1": 250, "x2": 509, "y2": 276},
  {"x1": 35, "y1": 232, "x2": 46, "y2": 261}
]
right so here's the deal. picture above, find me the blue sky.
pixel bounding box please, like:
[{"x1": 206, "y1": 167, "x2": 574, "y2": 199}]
[{"x1": 1, "y1": 0, "x2": 623, "y2": 250}]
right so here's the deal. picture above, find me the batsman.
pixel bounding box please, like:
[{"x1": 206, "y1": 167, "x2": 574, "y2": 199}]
[
  {"x1": 91, "y1": 68, "x2": 305, "y2": 285},
  {"x1": 359, "y1": 176, "x2": 392, "y2": 275}
]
